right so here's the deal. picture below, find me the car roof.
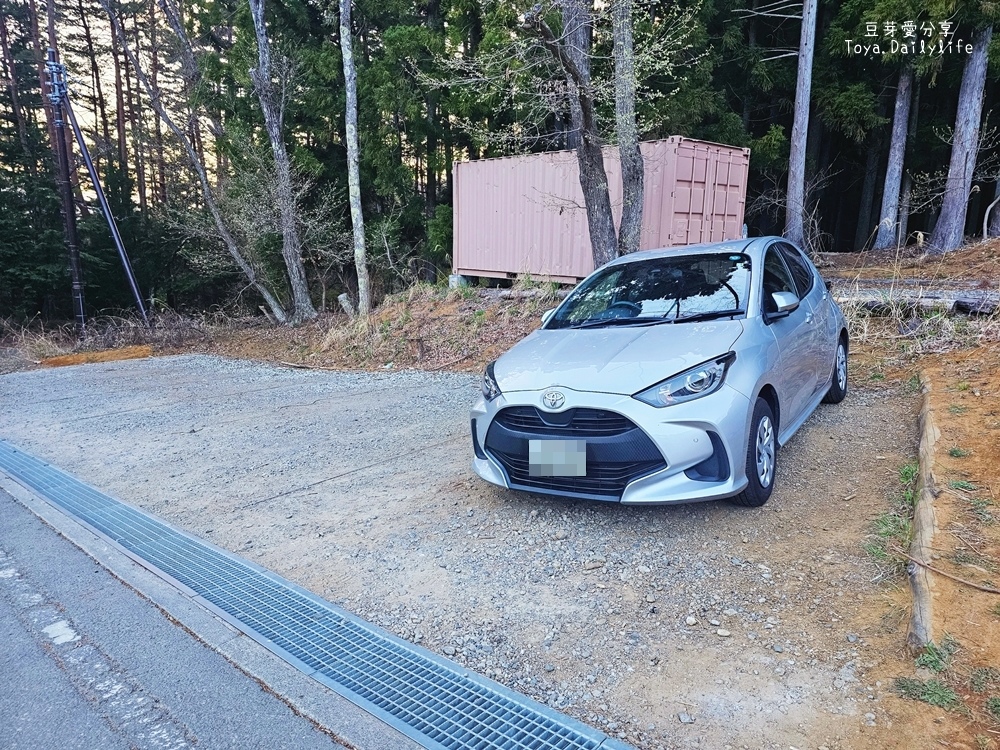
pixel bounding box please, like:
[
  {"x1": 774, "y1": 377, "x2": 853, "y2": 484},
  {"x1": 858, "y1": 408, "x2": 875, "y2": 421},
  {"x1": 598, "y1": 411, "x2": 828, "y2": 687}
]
[{"x1": 601, "y1": 236, "x2": 778, "y2": 268}]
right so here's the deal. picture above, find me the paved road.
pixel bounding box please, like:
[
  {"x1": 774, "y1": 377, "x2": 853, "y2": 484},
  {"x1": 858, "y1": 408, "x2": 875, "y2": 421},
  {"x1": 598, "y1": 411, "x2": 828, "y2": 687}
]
[{"x1": 0, "y1": 487, "x2": 351, "y2": 750}]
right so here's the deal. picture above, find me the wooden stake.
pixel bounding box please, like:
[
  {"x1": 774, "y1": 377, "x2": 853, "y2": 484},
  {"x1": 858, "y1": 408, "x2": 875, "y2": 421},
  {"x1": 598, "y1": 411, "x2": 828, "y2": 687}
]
[{"x1": 907, "y1": 372, "x2": 939, "y2": 653}]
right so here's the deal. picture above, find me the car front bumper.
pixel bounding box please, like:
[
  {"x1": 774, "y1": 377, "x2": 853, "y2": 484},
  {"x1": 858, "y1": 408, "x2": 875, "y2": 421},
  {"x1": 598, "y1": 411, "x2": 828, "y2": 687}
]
[{"x1": 470, "y1": 385, "x2": 751, "y2": 505}]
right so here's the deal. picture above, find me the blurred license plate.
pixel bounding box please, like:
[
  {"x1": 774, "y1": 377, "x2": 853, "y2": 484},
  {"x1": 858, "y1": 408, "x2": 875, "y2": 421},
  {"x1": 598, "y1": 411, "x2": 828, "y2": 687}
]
[{"x1": 528, "y1": 439, "x2": 587, "y2": 477}]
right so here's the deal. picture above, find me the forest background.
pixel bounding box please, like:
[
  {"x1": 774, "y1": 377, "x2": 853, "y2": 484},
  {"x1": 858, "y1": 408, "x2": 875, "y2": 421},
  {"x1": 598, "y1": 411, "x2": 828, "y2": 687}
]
[{"x1": 1, "y1": 0, "x2": 998, "y2": 324}]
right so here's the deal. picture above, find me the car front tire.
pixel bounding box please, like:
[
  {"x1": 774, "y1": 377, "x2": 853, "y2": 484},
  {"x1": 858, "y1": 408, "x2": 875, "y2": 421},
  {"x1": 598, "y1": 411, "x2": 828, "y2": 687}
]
[
  {"x1": 733, "y1": 398, "x2": 776, "y2": 508},
  {"x1": 822, "y1": 336, "x2": 848, "y2": 404}
]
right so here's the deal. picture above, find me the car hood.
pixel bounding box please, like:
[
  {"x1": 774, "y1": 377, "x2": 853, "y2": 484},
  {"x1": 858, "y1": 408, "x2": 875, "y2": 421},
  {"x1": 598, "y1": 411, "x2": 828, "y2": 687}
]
[{"x1": 494, "y1": 320, "x2": 747, "y2": 395}]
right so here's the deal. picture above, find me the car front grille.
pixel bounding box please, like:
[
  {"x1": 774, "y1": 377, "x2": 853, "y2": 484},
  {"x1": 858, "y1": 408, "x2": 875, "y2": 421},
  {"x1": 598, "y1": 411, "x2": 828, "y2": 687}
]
[
  {"x1": 485, "y1": 407, "x2": 666, "y2": 500},
  {"x1": 494, "y1": 406, "x2": 634, "y2": 437}
]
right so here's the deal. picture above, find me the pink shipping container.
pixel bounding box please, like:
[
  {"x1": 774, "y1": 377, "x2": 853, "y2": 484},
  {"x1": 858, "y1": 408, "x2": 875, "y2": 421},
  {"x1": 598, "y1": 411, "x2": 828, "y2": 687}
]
[{"x1": 452, "y1": 136, "x2": 751, "y2": 283}]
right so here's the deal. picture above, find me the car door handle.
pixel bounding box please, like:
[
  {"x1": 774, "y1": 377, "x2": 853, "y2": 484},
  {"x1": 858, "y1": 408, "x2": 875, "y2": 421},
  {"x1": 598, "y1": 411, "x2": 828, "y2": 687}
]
[{"x1": 805, "y1": 312, "x2": 813, "y2": 323}]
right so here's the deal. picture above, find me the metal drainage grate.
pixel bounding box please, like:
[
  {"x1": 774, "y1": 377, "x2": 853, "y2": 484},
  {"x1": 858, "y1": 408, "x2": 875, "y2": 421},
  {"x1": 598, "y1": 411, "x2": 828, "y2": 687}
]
[{"x1": 0, "y1": 440, "x2": 631, "y2": 750}]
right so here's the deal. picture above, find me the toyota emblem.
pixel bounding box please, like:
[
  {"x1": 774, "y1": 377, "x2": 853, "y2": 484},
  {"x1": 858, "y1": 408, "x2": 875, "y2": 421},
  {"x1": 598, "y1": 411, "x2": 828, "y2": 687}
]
[{"x1": 542, "y1": 390, "x2": 565, "y2": 410}]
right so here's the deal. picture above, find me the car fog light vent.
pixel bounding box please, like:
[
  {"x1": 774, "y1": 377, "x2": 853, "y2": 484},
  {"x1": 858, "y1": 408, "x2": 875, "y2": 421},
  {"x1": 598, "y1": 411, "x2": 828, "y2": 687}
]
[{"x1": 0, "y1": 440, "x2": 632, "y2": 750}]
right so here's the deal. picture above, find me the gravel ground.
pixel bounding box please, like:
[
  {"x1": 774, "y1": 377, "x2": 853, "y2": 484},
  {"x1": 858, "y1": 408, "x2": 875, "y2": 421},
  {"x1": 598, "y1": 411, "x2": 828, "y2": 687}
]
[
  {"x1": 0, "y1": 354, "x2": 919, "y2": 750},
  {"x1": 0, "y1": 347, "x2": 35, "y2": 375}
]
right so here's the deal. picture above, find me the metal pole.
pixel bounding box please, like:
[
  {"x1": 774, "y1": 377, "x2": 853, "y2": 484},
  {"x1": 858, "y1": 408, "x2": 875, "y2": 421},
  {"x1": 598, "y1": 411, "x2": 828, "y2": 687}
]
[
  {"x1": 45, "y1": 49, "x2": 86, "y2": 330},
  {"x1": 64, "y1": 92, "x2": 149, "y2": 327}
]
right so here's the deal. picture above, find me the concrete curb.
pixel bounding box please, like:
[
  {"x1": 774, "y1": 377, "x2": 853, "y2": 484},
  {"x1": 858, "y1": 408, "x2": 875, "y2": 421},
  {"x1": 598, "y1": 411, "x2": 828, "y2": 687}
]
[
  {"x1": 0, "y1": 474, "x2": 421, "y2": 750},
  {"x1": 905, "y1": 372, "x2": 940, "y2": 653}
]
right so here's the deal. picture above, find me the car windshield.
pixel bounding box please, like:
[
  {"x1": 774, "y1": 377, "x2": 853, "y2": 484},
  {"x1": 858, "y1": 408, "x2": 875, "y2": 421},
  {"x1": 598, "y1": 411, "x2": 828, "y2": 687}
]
[{"x1": 547, "y1": 252, "x2": 752, "y2": 330}]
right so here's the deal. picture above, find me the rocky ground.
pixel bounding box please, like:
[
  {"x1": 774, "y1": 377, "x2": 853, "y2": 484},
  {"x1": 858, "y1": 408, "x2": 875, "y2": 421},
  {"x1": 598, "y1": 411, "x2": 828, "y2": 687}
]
[{"x1": 0, "y1": 354, "x2": 923, "y2": 749}]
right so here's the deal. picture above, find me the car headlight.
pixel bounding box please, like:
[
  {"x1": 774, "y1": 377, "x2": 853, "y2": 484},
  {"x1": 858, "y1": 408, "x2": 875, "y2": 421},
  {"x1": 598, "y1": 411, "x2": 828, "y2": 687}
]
[
  {"x1": 633, "y1": 353, "x2": 736, "y2": 408},
  {"x1": 482, "y1": 361, "x2": 502, "y2": 401}
]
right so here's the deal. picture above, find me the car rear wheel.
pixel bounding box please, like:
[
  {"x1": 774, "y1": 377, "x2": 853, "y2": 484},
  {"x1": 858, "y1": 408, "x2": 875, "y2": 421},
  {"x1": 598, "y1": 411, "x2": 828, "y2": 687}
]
[
  {"x1": 822, "y1": 336, "x2": 848, "y2": 404},
  {"x1": 732, "y1": 398, "x2": 776, "y2": 508}
]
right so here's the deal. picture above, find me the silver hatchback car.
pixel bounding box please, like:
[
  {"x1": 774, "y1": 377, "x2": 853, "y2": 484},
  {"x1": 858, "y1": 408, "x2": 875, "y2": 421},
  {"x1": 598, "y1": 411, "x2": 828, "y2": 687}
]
[{"x1": 470, "y1": 237, "x2": 848, "y2": 507}]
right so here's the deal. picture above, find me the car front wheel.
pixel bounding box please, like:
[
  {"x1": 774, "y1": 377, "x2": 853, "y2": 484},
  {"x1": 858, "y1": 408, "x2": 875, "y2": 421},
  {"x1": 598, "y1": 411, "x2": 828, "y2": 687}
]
[
  {"x1": 733, "y1": 398, "x2": 776, "y2": 508},
  {"x1": 822, "y1": 336, "x2": 848, "y2": 404}
]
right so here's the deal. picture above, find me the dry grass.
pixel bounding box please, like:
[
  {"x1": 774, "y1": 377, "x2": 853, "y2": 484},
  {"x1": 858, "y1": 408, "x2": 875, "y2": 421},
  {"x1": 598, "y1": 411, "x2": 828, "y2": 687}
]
[
  {"x1": 1, "y1": 310, "x2": 213, "y2": 364},
  {"x1": 320, "y1": 280, "x2": 562, "y2": 371},
  {"x1": 833, "y1": 240, "x2": 1000, "y2": 358},
  {"x1": 839, "y1": 293, "x2": 1000, "y2": 356}
]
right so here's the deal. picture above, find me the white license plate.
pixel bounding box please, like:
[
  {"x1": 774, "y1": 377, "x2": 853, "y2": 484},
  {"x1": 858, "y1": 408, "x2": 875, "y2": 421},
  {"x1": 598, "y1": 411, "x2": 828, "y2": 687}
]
[{"x1": 528, "y1": 439, "x2": 587, "y2": 477}]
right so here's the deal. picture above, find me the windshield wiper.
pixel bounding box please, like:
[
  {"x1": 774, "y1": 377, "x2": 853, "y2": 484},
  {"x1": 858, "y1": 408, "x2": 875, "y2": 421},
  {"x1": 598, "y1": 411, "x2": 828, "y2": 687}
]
[
  {"x1": 568, "y1": 308, "x2": 744, "y2": 329},
  {"x1": 568, "y1": 317, "x2": 665, "y2": 329},
  {"x1": 665, "y1": 309, "x2": 744, "y2": 323}
]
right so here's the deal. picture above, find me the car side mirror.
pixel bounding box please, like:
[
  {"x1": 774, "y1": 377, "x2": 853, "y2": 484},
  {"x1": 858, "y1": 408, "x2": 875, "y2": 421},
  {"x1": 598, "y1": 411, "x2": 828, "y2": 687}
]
[
  {"x1": 768, "y1": 291, "x2": 800, "y2": 320},
  {"x1": 541, "y1": 308, "x2": 556, "y2": 326},
  {"x1": 771, "y1": 291, "x2": 800, "y2": 313}
]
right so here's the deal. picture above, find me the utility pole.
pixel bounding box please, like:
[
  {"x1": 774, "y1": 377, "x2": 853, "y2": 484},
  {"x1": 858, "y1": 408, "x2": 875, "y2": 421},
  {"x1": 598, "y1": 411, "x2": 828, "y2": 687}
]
[
  {"x1": 45, "y1": 49, "x2": 86, "y2": 330},
  {"x1": 45, "y1": 48, "x2": 149, "y2": 327}
]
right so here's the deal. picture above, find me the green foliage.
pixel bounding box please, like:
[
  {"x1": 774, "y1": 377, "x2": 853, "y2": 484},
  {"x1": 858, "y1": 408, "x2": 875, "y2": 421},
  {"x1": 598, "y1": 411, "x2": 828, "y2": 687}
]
[
  {"x1": 748, "y1": 124, "x2": 788, "y2": 171},
  {"x1": 987, "y1": 697, "x2": 1000, "y2": 722},
  {"x1": 5, "y1": 0, "x2": 1000, "y2": 319},
  {"x1": 971, "y1": 668, "x2": 1000, "y2": 694},
  {"x1": 968, "y1": 497, "x2": 995, "y2": 525},
  {"x1": 426, "y1": 205, "x2": 453, "y2": 271},
  {"x1": 949, "y1": 447, "x2": 972, "y2": 458},
  {"x1": 950, "y1": 480, "x2": 977, "y2": 491},
  {"x1": 915, "y1": 635, "x2": 959, "y2": 673},
  {"x1": 874, "y1": 511, "x2": 911, "y2": 541},
  {"x1": 816, "y1": 83, "x2": 890, "y2": 143},
  {"x1": 863, "y1": 509, "x2": 910, "y2": 573},
  {"x1": 893, "y1": 677, "x2": 962, "y2": 710}
]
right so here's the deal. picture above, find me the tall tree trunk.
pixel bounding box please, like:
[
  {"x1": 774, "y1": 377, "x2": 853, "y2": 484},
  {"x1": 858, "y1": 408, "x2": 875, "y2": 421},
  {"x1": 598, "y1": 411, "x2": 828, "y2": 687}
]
[
  {"x1": 247, "y1": 0, "x2": 317, "y2": 323},
  {"x1": 898, "y1": 172, "x2": 913, "y2": 243},
  {"x1": 784, "y1": 0, "x2": 817, "y2": 248},
  {"x1": 0, "y1": 9, "x2": 33, "y2": 168},
  {"x1": 873, "y1": 64, "x2": 913, "y2": 250},
  {"x1": 423, "y1": 0, "x2": 442, "y2": 216},
  {"x1": 742, "y1": 0, "x2": 757, "y2": 132},
  {"x1": 97, "y1": 0, "x2": 289, "y2": 323},
  {"x1": 854, "y1": 142, "x2": 880, "y2": 251},
  {"x1": 562, "y1": 0, "x2": 616, "y2": 267},
  {"x1": 340, "y1": 0, "x2": 371, "y2": 316},
  {"x1": 148, "y1": 0, "x2": 166, "y2": 204},
  {"x1": 987, "y1": 180, "x2": 1000, "y2": 237},
  {"x1": 27, "y1": 0, "x2": 57, "y2": 167},
  {"x1": 425, "y1": 94, "x2": 438, "y2": 214},
  {"x1": 44, "y1": 0, "x2": 89, "y2": 218},
  {"x1": 157, "y1": 0, "x2": 224, "y2": 141},
  {"x1": 77, "y1": 0, "x2": 111, "y2": 155},
  {"x1": 805, "y1": 106, "x2": 822, "y2": 183},
  {"x1": 110, "y1": 18, "x2": 128, "y2": 171},
  {"x1": 929, "y1": 25, "x2": 992, "y2": 253},
  {"x1": 898, "y1": 79, "x2": 920, "y2": 244},
  {"x1": 128, "y1": 12, "x2": 148, "y2": 214},
  {"x1": 443, "y1": 123, "x2": 453, "y2": 203},
  {"x1": 524, "y1": 0, "x2": 617, "y2": 268},
  {"x1": 613, "y1": 0, "x2": 642, "y2": 256}
]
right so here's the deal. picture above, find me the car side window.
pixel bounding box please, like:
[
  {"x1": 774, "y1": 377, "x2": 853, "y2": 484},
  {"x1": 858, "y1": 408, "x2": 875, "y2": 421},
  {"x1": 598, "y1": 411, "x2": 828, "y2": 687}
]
[
  {"x1": 762, "y1": 248, "x2": 796, "y2": 314},
  {"x1": 776, "y1": 242, "x2": 815, "y2": 298}
]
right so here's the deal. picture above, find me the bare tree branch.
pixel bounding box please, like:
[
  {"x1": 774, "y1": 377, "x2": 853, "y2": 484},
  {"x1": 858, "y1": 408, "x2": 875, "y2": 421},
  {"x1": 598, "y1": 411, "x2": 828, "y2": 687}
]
[{"x1": 95, "y1": 0, "x2": 290, "y2": 322}]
